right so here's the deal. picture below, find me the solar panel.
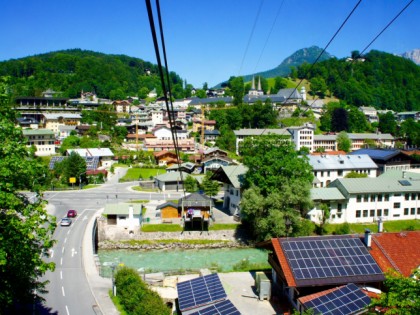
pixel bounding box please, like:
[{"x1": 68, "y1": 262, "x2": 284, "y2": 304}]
[
  {"x1": 177, "y1": 273, "x2": 227, "y2": 312},
  {"x1": 48, "y1": 156, "x2": 99, "y2": 170},
  {"x1": 281, "y1": 236, "x2": 384, "y2": 286},
  {"x1": 398, "y1": 179, "x2": 412, "y2": 186},
  {"x1": 188, "y1": 300, "x2": 241, "y2": 315},
  {"x1": 303, "y1": 283, "x2": 371, "y2": 315}
]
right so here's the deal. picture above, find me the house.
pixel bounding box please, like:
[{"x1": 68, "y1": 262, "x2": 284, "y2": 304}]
[
  {"x1": 349, "y1": 148, "x2": 414, "y2": 175},
  {"x1": 152, "y1": 125, "x2": 189, "y2": 140},
  {"x1": 308, "y1": 170, "x2": 420, "y2": 224},
  {"x1": 264, "y1": 234, "x2": 384, "y2": 312},
  {"x1": 210, "y1": 165, "x2": 248, "y2": 216},
  {"x1": 179, "y1": 193, "x2": 214, "y2": 231},
  {"x1": 153, "y1": 150, "x2": 178, "y2": 166},
  {"x1": 57, "y1": 125, "x2": 76, "y2": 139},
  {"x1": 102, "y1": 203, "x2": 142, "y2": 230},
  {"x1": 202, "y1": 155, "x2": 235, "y2": 173},
  {"x1": 203, "y1": 130, "x2": 220, "y2": 143},
  {"x1": 156, "y1": 202, "x2": 179, "y2": 221},
  {"x1": 359, "y1": 106, "x2": 379, "y2": 123},
  {"x1": 192, "y1": 119, "x2": 216, "y2": 133},
  {"x1": 369, "y1": 231, "x2": 420, "y2": 277},
  {"x1": 154, "y1": 171, "x2": 190, "y2": 191},
  {"x1": 166, "y1": 162, "x2": 196, "y2": 174},
  {"x1": 308, "y1": 154, "x2": 378, "y2": 188},
  {"x1": 66, "y1": 148, "x2": 114, "y2": 168},
  {"x1": 396, "y1": 111, "x2": 420, "y2": 122},
  {"x1": 22, "y1": 129, "x2": 56, "y2": 156},
  {"x1": 234, "y1": 128, "x2": 291, "y2": 155},
  {"x1": 144, "y1": 138, "x2": 195, "y2": 153},
  {"x1": 16, "y1": 117, "x2": 39, "y2": 129},
  {"x1": 42, "y1": 113, "x2": 82, "y2": 133},
  {"x1": 203, "y1": 147, "x2": 228, "y2": 158},
  {"x1": 309, "y1": 187, "x2": 347, "y2": 224},
  {"x1": 313, "y1": 133, "x2": 395, "y2": 152}
]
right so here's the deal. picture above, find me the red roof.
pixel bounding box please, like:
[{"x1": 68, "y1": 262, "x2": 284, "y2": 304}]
[
  {"x1": 272, "y1": 238, "x2": 296, "y2": 287},
  {"x1": 370, "y1": 231, "x2": 420, "y2": 277},
  {"x1": 311, "y1": 150, "x2": 347, "y2": 156},
  {"x1": 298, "y1": 286, "x2": 343, "y2": 304}
]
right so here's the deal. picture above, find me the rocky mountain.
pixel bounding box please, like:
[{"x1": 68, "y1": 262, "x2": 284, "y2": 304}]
[{"x1": 400, "y1": 49, "x2": 420, "y2": 65}]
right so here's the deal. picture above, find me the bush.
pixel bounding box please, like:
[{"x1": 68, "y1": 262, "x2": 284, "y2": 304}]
[
  {"x1": 114, "y1": 266, "x2": 170, "y2": 315},
  {"x1": 334, "y1": 223, "x2": 351, "y2": 235}
]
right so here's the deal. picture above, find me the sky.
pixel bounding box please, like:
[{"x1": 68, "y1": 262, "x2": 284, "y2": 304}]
[{"x1": 1, "y1": 0, "x2": 419, "y2": 88}]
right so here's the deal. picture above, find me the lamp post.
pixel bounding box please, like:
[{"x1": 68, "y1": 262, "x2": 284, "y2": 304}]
[{"x1": 111, "y1": 263, "x2": 117, "y2": 296}]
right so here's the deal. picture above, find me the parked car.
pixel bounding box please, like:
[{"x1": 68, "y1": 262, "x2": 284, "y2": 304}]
[
  {"x1": 60, "y1": 217, "x2": 72, "y2": 226},
  {"x1": 67, "y1": 209, "x2": 78, "y2": 218}
]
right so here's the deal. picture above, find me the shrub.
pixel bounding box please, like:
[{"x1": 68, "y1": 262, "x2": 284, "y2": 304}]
[
  {"x1": 114, "y1": 266, "x2": 170, "y2": 315},
  {"x1": 334, "y1": 223, "x2": 351, "y2": 235}
]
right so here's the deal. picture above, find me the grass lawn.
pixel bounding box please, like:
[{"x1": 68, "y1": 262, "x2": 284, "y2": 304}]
[
  {"x1": 326, "y1": 219, "x2": 420, "y2": 234},
  {"x1": 122, "y1": 168, "x2": 166, "y2": 181}
]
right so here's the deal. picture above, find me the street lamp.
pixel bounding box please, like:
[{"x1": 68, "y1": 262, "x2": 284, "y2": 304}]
[{"x1": 111, "y1": 263, "x2": 117, "y2": 296}]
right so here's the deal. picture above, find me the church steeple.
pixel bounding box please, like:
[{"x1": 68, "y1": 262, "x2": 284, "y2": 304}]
[
  {"x1": 251, "y1": 76, "x2": 256, "y2": 90},
  {"x1": 257, "y1": 77, "x2": 262, "y2": 91}
]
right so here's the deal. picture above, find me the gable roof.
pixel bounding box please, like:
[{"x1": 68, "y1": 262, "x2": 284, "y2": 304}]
[
  {"x1": 210, "y1": 165, "x2": 248, "y2": 189},
  {"x1": 311, "y1": 187, "x2": 346, "y2": 201},
  {"x1": 66, "y1": 148, "x2": 114, "y2": 157},
  {"x1": 370, "y1": 231, "x2": 420, "y2": 277},
  {"x1": 103, "y1": 203, "x2": 142, "y2": 215},
  {"x1": 179, "y1": 192, "x2": 214, "y2": 208},
  {"x1": 156, "y1": 201, "x2": 178, "y2": 210},
  {"x1": 276, "y1": 88, "x2": 303, "y2": 99},
  {"x1": 155, "y1": 171, "x2": 190, "y2": 182},
  {"x1": 271, "y1": 235, "x2": 384, "y2": 288},
  {"x1": 308, "y1": 154, "x2": 377, "y2": 171}
]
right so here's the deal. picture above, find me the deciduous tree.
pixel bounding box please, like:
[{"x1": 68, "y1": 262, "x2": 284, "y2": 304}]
[
  {"x1": 0, "y1": 77, "x2": 56, "y2": 311},
  {"x1": 336, "y1": 131, "x2": 351, "y2": 152}
]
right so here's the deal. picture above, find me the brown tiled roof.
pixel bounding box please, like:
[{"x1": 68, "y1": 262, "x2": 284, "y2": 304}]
[
  {"x1": 272, "y1": 238, "x2": 296, "y2": 287},
  {"x1": 370, "y1": 231, "x2": 420, "y2": 277},
  {"x1": 153, "y1": 150, "x2": 177, "y2": 158},
  {"x1": 311, "y1": 150, "x2": 347, "y2": 156},
  {"x1": 126, "y1": 134, "x2": 155, "y2": 139}
]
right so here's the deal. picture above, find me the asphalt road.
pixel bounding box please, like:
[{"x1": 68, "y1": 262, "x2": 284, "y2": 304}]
[{"x1": 37, "y1": 168, "x2": 184, "y2": 314}]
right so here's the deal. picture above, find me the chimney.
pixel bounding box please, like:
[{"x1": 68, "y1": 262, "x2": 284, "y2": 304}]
[
  {"x1": 377, "y1": 218, "x2": 384, "y2": 233},
  {"x1": 364, "y1": 229, "x2": 372, "y2": 247},
  {"x1": 402, "y1": 171, "x2": 406, "y2": 179}
]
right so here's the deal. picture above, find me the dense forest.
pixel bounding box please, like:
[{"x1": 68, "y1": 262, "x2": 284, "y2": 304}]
[
  {"x1": 0, "y1": 49, "x2": 186, "y2": 100},
  {"x1": 298, "y1": 50, "x2": 420, "y2": 112}
]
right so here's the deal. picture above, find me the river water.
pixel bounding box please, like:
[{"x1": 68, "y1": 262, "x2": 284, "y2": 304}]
[{"x1": 98, "y1": 248, "x2": 269, "y2": 277}]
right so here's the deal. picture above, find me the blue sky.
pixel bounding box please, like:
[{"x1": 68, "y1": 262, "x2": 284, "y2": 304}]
[{"x1": 1, "y1": 0, "x2": 418, "y2": 87}]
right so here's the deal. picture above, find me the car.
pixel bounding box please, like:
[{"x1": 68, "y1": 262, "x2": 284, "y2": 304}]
[
  {"x1": 67, "y1": 209, "x2": 77, "y2": 218},
  {"x1": 60, "y1": 217, "x2": 72, "y2": 226}
]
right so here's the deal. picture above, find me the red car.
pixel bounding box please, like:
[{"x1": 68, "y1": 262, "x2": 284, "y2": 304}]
[{"x1": 67, "y1": 209, "x2": 78, "y2": 218}]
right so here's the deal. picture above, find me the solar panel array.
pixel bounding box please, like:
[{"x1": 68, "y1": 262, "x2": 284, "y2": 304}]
[
  {"x1": 177, "y1": 273, "x2": 227, "y2": 311},
  {"x1": 281, "y1": 237, "x2": 383, "y2": 284},
  {"x1": 49, "y1": 156, "x2": 99, "y2": 170},
  {"x1": 303, "y1": 283, "x2": 371, "y2": 315},
  {"x1": 188, "y1": 300, "x2": 241, "y2": 315}
]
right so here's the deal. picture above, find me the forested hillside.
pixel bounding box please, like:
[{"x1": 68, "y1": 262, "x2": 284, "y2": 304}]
[
  {"x1": 0, "y1": 49, "x2": 185, "y2": 99},
  {"x1": 298, "y1": 50, "x2": 420, "y2": 111}
]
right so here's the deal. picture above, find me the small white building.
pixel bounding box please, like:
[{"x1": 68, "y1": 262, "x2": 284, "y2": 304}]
[
  {"x1": 103, "y1": 204, "x2": 142, "y2": 229},
  {"x1": 153, "y1": 126, "x2": 188, "y2": 140}
]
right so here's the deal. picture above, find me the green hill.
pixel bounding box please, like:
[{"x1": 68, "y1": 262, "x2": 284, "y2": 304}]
[
  {"x1": 0, "y1": 49, "x2": 185, "y2": 99},
  {"x1": 299, "y1": 50, "x2": 420, "y2": 111}
]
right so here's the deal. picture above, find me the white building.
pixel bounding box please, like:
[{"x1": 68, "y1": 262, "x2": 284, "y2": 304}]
[
  {"x1": 152, "y1": 126, "x2": 188, "y2": 140},
  {"x1": 22, "y1": 129, "x2": 56, "y2": 156},
  {"x1": 42, "y1": 113, "x2": 82, "y2": 134},
  {"x1": 308, "y1": 154, "x2": 378, "y2": 187},
  {"x1": 308, "y1": 170, "x2": 420, "y2": 224}
]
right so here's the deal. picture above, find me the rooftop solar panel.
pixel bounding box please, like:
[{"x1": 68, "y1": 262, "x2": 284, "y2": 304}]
[
  {"x1": 177, "y1": 273, "x2": 227, "y2": 312},
  {"x1": 303, "y1": 283, "x2": 371, "y2": 315},
  {"x1": 48, "y1": 156, "x2": 99, "y2": 170},
  {"x1": 280, "y1": 236, "x2": 384, "y2": 286},
  {"x1": 188, "y1": 300, "x2": 241, "y2": 315}
]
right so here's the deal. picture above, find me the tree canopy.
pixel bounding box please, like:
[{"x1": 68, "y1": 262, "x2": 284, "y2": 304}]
[{"x1": 0, "y1": 77, "x2": 56, "y2": 311}]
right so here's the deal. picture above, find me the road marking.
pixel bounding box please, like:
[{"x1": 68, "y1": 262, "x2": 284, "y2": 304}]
[
  {"x1": 60, "y1": 271, "x2": 63, "y2": 280},
  {"x1": 65, "y1": 305, "x2": 70, "y2": 315},
  {"x1": 50, "y1": 249, "x2": 54, "y2": 258},
  {"x1": 71, "y1": 248, "x2": 76, "y2": 257},
  {"x1": 60, "y1": 258, "x2": 63, "y2": 266},
  {"x1": 82, "y1": 215, "x2": 88, "y2": 221},
  {"x1": 64, "y1": 237, "x2": 67, "y2": 244},
  {"x1": 62, "y1": 286, "x2": 65, "y2": 297},
  {"x1": 67, "y1": 230, "x2": 70, "y2": 235},
  {"x1": 62, "y1": 247, "x2": 65, "y2": 254}
]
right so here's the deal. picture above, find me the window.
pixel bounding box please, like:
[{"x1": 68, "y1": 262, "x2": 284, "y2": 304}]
[
  {"x1": 356, "y1": 210, "x2": 361, "y2": 218},
  {"x1": 370, "y1": 210, "x2": 375, "y2": 217},
  {"x1": 327, "y1": 171, "x2": 330, "y2": 176},
  {"x1": 378, "y1": 194, "x2": 383, "y2": 202},
  {"x1": 394, "y1": 193, "x2": 401, "y2": 197},
  {"x1": 363, "y1": 210, "x2": 368, "y2": 217},
  {"x1": 371, "y1": 195, "x2": 376, "y2": 202},
  {"x1": 364, "y1": 195, "x2": 369, "y2": 202},
  {"x1": 384, "y1": 209, "x2": 389, "y2": 216},
  {"x1": 377, "y1": 209, "x2": 382, "y2": 217},
  {"x1": 418, "y1": 208, "x2": 420, "y2": 215},
  {"x1": 405, "y1": 193, "x2": 410, "y2": 201},
  {"x1": 384, "y1": 194, "x2": 390, "y2": 201},
  {"x1": 314, "y1": 171, "x2": 317, "y2": 177},
  {"x1": 338, "y1": 170, "x2": 343, "y2": 176},
  {"x1": 357, "y1": 195, "x2": 362, "y2": 202},
  {"x1": 411, "y1": 193, "x2": 416, "y2": 200},
  {"x1": 404, "y1": 208, "x2": 409, "y2": 215},
  {"x1": 393, "y1": 202, "x2": 400, "y2": 209},
  {"x1": 411, "y1": 208, "x2": 415, "y2": 215}
]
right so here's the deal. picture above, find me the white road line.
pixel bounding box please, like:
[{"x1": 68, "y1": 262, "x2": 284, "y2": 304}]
[
  {"x1": 67, "y1": 230, "x2": 70, "y2": 235},
  {"x1": 62, "y1": 286, "x2": 65, "y2": 297},
  {"x1": 60, "y1": 271, "x2": 63, "y2": 280},
  {"x1": 66, "y1": 305, "x2": 70, "y2": 315},
  {"x1": 64, "y1": 237, "x2": 67, "y2": 243},
  {"x1": 62, "y1": 247, "x2": 65, "y2": 254},
  {"x1": 50, "y1": 249, "x2": 54, "y2": 258},
  {"x1": 60, "y1": 258, "x2": 63, "y2": 266}
]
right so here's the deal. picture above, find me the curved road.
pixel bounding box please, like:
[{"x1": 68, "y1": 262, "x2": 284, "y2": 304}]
[{"x1": 39, "y1": 168, "x2": 184, "y2": 314}]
